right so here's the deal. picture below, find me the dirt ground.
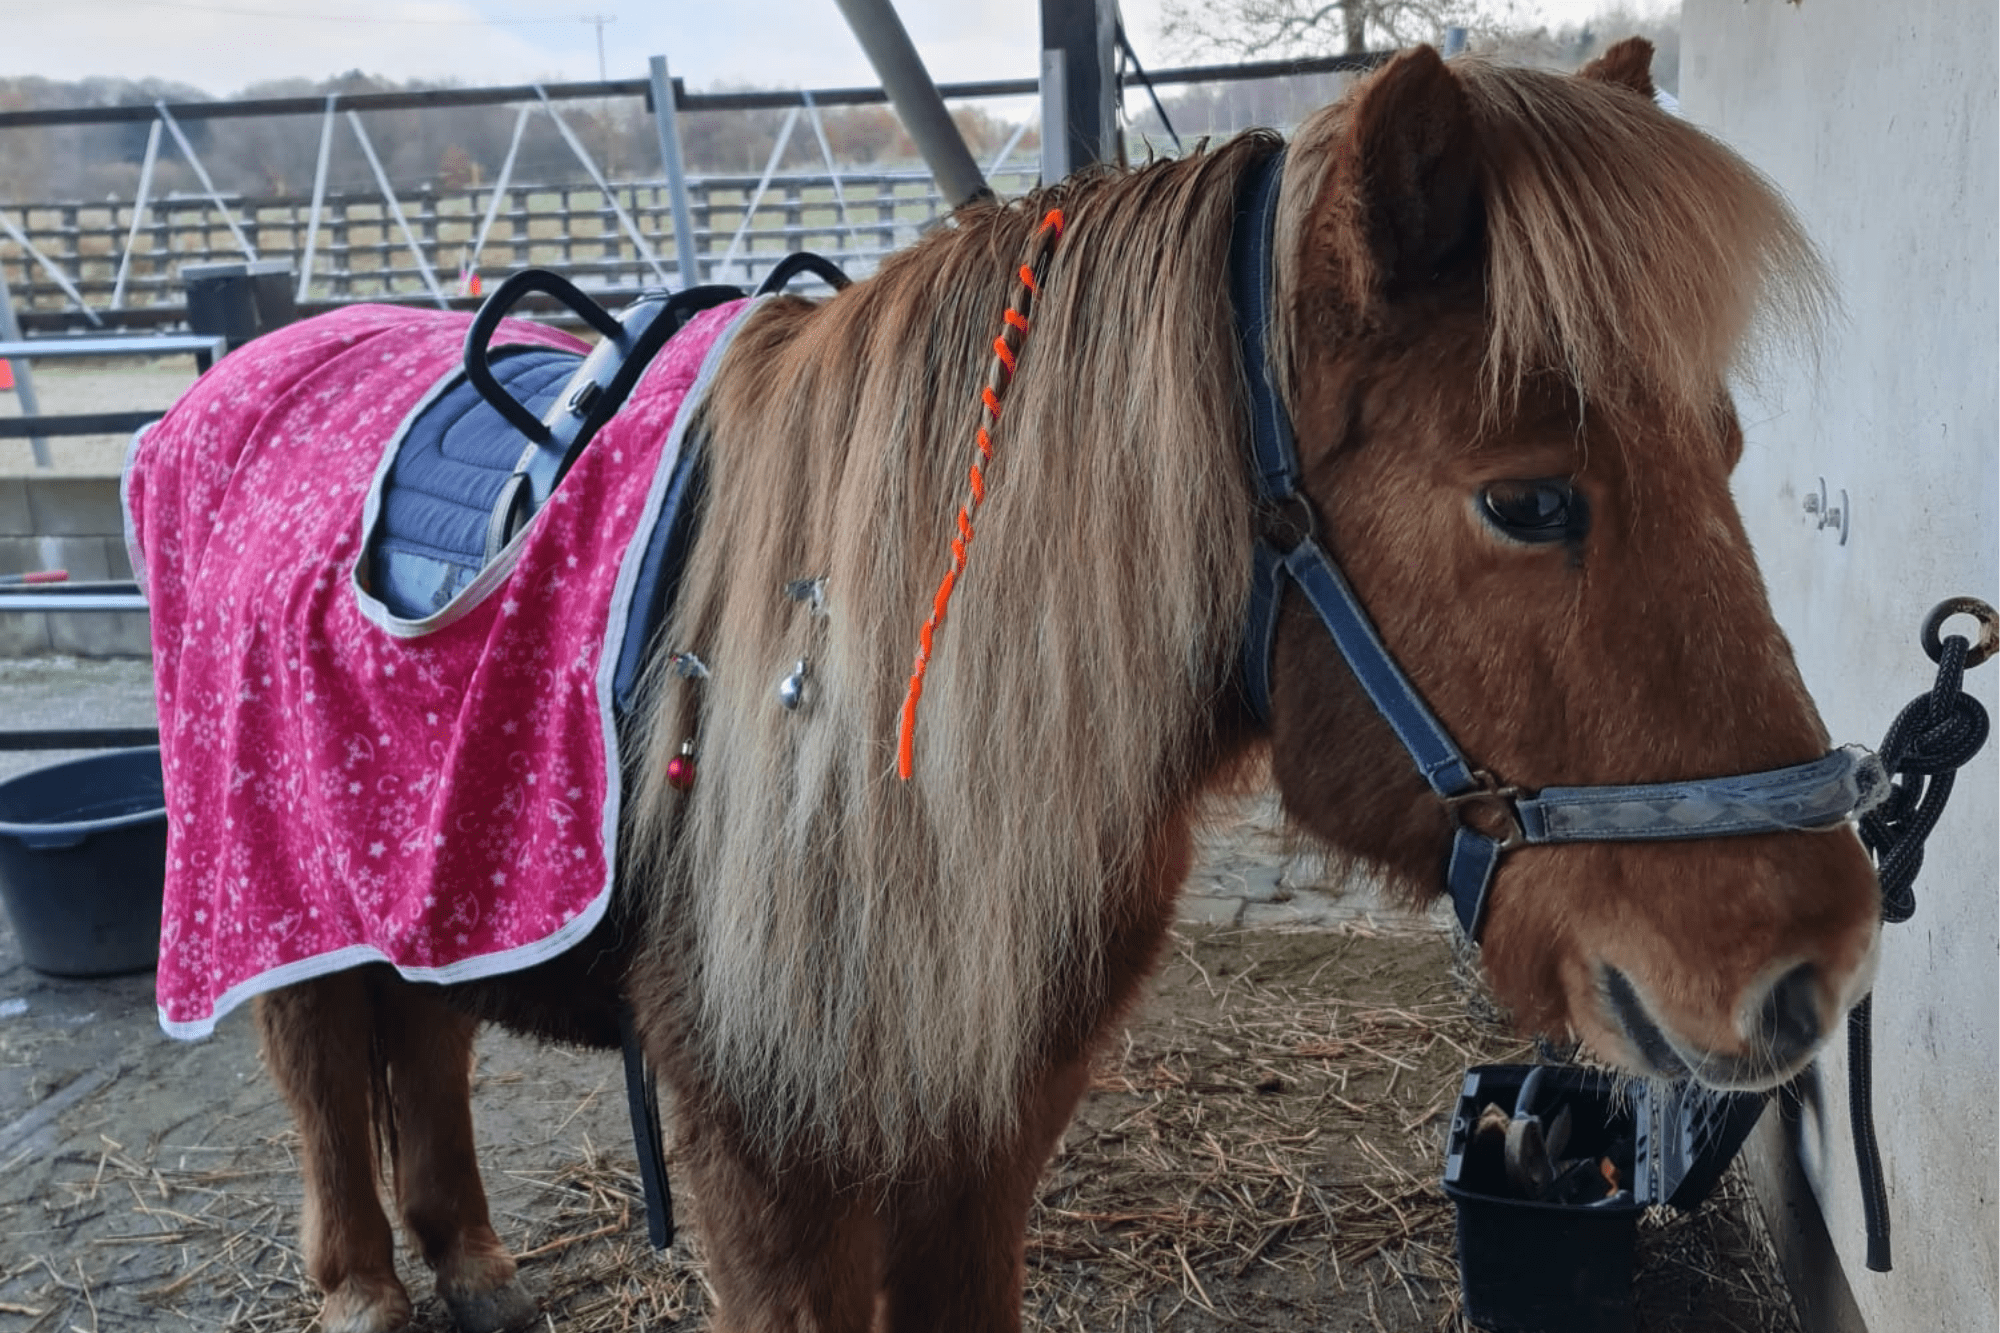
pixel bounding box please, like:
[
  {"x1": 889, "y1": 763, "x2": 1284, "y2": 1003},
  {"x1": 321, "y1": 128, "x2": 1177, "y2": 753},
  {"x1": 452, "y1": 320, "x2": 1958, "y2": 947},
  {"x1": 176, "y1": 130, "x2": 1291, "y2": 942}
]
[{"x1": 0, "y1": 846, "x2": 1805, "y2": 1333}]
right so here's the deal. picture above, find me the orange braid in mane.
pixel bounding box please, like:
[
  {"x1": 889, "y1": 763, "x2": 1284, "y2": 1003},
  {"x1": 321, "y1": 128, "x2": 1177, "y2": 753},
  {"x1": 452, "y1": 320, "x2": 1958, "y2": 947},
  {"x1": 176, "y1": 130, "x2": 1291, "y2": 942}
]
[{"x1": 896, "y1": 208, "x2": 1065, "y2": 780}]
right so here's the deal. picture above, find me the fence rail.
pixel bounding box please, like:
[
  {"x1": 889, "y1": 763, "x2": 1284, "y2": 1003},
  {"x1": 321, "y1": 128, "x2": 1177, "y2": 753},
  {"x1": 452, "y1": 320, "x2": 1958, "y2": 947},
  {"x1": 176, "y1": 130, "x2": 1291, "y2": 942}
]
[{"x1": 0, "y1": 165, "x2": 1042, "y2": 315}]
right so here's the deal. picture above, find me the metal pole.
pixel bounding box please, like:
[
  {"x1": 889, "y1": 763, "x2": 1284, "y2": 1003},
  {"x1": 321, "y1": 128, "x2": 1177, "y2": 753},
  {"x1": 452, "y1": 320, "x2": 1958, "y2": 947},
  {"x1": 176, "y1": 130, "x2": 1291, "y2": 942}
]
[
  {"x1": 799, "y1": 91, "x2": 854, "y2": 257},
  {"x1": 987, "y1": 118, "x2": 1032, "y2": 179},
  {"x1": 716, "y1": 106, "x2": 800, "y2": 282},
  {"x1": 830, "y1": 0, "x2": 989, "y2": 207},
  {"x1": 1039, "y1": 0, "x2": 1119, "y2": 180},
  {"x1": 110, "y1": 118, "x2": 162, "y2": 310},
  {"x1": 0, "y1": 274, "x2": 49, "y2": 468},
  {"x1": 534, "y1": 86, "x2": 669, "y2": 284},
  {"x1": 296, "y1": 94, "x2": 338, "y2": 305},
  {"x1": 465, "y1": 105, "x2": 531, "y2": 290},
  {"x1": 156, "y1": 101, "x2": 258, "y2": 259},
  {"x1": 1038, "y1": 50, "x2": 1069, "y2": 183},
  {"x1": 0, "y1": 211, "x2": 102, "y2": 327},
  {"x1": 647, "y1": 56, "x2": 702, "y2": 287},
  {"x1": 345, "y1": 110, "x2": 447, "y2": 308}
]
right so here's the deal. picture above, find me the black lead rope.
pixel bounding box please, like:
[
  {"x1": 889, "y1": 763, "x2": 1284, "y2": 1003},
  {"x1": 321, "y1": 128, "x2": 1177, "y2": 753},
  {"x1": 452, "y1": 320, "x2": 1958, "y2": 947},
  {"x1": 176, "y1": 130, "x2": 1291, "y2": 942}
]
[{"x1": 1846, "y1": 598, "x2": 1994, "y2": 1272}]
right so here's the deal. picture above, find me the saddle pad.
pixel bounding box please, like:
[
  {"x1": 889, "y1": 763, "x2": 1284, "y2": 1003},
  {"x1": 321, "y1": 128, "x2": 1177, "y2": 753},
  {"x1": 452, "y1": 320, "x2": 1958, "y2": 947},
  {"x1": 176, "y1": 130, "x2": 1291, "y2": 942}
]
[
  {"x1": 369, "y1": 347, "x2": 579, "y2": 619},
  {"x1": 124, "y1": 298, "x2": 754, "y2": 1038}
]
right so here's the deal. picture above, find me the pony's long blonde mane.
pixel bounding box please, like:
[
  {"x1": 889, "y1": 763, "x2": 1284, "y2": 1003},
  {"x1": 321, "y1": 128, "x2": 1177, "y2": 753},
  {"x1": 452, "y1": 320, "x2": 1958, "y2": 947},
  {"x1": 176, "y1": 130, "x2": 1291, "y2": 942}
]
[
  {"x1": 630, "y1": 54, "x2": 1831, "y2": 1170},
  {"x1": 633, "y1": 141, "x2": 1266, "y2": 1168}
]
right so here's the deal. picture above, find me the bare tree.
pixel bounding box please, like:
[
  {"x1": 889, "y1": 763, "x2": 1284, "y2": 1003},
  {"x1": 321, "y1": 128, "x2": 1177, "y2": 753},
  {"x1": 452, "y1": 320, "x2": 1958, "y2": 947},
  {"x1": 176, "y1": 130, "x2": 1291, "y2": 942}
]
[{"x1": 1160, "y1": 0, "x2": 1525, "y2": 60}]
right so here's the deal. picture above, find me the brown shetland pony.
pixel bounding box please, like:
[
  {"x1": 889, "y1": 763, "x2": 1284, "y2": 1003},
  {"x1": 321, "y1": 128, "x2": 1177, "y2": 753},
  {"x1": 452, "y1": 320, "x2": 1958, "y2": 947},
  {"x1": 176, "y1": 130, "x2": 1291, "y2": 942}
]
[{"x1": 251, "y1": 41, "x2": 1880, "y2": 1333}]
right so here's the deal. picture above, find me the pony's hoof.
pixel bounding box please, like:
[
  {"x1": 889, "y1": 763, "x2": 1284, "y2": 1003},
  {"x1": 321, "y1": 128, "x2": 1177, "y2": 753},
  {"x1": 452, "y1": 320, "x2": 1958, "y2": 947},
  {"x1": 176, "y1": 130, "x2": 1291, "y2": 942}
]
[
  {"x1": 443, "y1": 1279, "x2": 539, "y2": 1333},
  {"x1": 319, "y1": 1276, "x2": 415, "y2": 1333}
]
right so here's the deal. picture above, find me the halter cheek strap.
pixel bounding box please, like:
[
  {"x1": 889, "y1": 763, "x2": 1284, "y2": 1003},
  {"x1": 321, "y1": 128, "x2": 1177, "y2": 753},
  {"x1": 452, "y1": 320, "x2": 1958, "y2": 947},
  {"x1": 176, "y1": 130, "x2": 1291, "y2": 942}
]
[{"x1": 1227, "y1": 150, "x2": 1884, "y2": 938}]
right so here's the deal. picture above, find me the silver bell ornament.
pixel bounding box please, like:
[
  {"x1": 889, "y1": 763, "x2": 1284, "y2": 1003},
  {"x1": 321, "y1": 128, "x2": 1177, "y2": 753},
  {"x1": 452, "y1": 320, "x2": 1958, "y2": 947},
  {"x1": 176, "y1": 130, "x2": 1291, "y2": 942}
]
[{"x1": 777, "y1": 659, "x2": 809, "y2": 711}]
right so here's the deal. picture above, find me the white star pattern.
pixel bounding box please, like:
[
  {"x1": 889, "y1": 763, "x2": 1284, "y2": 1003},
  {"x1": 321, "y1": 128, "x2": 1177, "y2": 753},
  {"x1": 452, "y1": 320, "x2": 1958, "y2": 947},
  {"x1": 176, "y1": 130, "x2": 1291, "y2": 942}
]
[{"x1": 130, "y1": 299, "x2": 742, "y2": 1031}]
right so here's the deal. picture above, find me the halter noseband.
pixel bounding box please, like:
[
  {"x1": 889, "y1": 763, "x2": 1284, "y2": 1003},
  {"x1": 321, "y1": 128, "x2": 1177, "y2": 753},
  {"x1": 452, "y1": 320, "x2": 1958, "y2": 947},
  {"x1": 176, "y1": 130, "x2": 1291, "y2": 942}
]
[{"x1": 1227, "y1": 151, "x2": 1884, "y2": 939}]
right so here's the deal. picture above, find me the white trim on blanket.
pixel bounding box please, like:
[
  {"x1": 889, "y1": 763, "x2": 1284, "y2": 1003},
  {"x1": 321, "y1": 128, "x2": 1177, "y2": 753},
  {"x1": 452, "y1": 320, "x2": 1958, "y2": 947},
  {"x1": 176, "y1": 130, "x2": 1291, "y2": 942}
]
[
  {"x1": 119, "y1": 420, "x2": 158, "y2": 599},
  {"x1": 157, "y1": 299, "x2": 763, "y2": 1039}
]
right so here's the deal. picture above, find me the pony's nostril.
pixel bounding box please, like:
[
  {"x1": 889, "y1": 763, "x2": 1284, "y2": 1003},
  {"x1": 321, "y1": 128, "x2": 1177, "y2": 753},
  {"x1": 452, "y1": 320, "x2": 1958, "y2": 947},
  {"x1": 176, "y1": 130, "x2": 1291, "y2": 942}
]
[{"x1": 1752, "y1": 962, "x2": 1824, "y2": 1068}]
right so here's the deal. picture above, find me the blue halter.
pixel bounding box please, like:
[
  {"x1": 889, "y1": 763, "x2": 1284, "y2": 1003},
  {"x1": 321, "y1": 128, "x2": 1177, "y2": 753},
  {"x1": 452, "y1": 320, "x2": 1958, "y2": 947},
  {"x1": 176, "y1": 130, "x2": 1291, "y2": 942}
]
[{"x1": 1228, "y1": 151, "x2": 1883, "y2": 939}]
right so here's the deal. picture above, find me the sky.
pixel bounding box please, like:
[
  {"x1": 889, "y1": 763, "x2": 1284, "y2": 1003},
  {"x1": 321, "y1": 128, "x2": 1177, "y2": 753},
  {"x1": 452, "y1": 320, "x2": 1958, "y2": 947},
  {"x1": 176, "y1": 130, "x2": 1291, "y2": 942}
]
[{"x1": 3, "y1": 0, "x2": 1671, "y2": 99}]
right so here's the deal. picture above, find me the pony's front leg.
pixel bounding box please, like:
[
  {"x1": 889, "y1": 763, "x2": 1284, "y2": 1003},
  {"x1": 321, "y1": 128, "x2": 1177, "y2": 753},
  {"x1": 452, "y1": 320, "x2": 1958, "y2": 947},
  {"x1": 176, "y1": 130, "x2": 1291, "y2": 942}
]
[
  {"x1": 375, "y1": 977, "x2": 537, "y2": 1333},
  {"x1": 255, "y1": 971, "x2": 412, "y2": 1333},
  {"x1": 679, "y1": 1111, "x2": 884, "y2": 1333},
  {"x1": 879, "y1": 1055, "x2": 1093, "y2": 1333}
]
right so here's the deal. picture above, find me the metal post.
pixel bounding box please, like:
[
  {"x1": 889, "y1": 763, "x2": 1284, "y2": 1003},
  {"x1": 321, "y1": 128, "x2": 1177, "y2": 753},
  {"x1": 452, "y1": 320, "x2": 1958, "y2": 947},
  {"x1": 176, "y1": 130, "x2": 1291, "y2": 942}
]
[
  {"x1": 830, "y1": 0, "x2": 989, "y2": 207},
  {"x1": 296, "y1": 95, "x2": 338, "y2": 304},
  {"x1": 716, "y1": 106, "x2": 800, "y2": 282},
  {"x1": 0, "y1": 211, "x2": 102, "y2": 327},
  {"x1": 534, "y1": 87, "x2": 669, "y2": 285},
  {"x1": 1038, "y1": 50, "x2": 1069, "y2": 183},
  {"x1": 1039, "y1": 0, "x2": 1119, "y2": 181},
  {"x1": 345, "y1": 111, "x2": 447, "y2": 308},
  {"x1": 799, "y1": 92, "x2": 855, "y2": 258},
  {"x1": 988, "y1": 119, "x2": 1033, "y2": 180},
  {"x1": 0, "y1": 274, "x2": 49, "y2": 468},
  {"x1": 465, "y1": 105, "x2": 531, "y2": 291},
  {"x1": 156, "y1": 101, "x2": 257, "y2": 260},
  {"x1": 648, "y1": 56, "x2": 703, "y2": 288},
  {"x1": 110, "y1": 118, "x2": 162, "y2": 310}
]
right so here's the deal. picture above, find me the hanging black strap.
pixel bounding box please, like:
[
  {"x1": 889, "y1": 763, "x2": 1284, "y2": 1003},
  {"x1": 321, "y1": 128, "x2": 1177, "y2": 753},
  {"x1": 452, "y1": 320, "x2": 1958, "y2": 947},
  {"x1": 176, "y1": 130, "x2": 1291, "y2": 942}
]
[
  {"x1": 618, "y1": 1004, "x2": 675, "y2": 1250},
  {"x1": 1845, "y1": 599, "x2": 1994, "y2": 1272}
]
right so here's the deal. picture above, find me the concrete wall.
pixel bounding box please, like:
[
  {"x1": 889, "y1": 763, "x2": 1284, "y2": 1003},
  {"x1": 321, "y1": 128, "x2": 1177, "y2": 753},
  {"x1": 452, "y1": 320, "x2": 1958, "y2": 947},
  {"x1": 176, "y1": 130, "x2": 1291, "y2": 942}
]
[
  {"x1": 1681, "y1": 4, "x2": 1998, "y2": 1330},
  {"x1": 0, "y1": 474, "x2": 149, "y2": 658}
]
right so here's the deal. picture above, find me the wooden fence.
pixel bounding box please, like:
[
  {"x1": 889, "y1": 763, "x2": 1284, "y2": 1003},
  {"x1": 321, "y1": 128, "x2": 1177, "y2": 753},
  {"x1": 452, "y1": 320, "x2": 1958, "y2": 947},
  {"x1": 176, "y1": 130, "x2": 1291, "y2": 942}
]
[{"x1": 0, "y1": 165, "x2": 1039, "y2": 315}]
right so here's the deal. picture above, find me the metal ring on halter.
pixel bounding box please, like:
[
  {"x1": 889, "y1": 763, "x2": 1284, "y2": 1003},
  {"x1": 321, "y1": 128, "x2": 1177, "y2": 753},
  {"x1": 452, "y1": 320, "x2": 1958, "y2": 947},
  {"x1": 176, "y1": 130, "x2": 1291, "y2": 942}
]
[
  {"x1": 1442, "y1": 771, "x2": 1528, "y2": 851},
  {"x1": 1920, "y1": 596, "x2": 1999, "y2": 668}
]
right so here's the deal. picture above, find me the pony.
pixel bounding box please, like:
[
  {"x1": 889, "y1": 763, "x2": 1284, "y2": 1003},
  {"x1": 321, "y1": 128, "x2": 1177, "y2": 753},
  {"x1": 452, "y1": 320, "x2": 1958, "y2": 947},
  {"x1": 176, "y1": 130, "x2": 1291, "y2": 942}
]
[{"x1": 163, "y1": 40, "x2": 1882, "y2": 1333}]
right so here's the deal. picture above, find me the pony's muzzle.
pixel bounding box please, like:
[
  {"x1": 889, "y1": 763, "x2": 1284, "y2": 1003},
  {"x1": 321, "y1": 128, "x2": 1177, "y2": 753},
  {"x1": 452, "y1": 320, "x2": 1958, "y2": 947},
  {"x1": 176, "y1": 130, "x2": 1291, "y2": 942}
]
[
  {"x1": 1748, "y1": 961, "x2": 1824, "y2": 1074},
  {"x1": 1600, "y1": 959, "x2": 1842, "y2": 1090}
]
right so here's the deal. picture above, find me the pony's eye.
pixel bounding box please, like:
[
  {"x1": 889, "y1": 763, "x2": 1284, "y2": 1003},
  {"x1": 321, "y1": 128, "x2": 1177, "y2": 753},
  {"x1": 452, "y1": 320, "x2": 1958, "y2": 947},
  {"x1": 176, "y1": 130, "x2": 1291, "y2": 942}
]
[{"x1": 1480, "y1": 480, "x2": 1583, "y2": 544}]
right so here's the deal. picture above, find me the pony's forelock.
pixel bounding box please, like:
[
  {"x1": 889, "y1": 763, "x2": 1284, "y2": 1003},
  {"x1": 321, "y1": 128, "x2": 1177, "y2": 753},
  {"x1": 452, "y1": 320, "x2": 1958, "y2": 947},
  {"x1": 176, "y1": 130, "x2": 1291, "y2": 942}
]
[{"x1": 1275, "y1": 57, "x2": 1831, "y2": 424}]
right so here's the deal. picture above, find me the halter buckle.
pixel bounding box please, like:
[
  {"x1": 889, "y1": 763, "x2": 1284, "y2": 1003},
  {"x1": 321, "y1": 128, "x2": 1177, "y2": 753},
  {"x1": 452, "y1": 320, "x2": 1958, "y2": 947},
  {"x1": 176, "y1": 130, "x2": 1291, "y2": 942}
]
[{"x1": 1442, "y1": 771, "x2": 1529, "y2": 851}]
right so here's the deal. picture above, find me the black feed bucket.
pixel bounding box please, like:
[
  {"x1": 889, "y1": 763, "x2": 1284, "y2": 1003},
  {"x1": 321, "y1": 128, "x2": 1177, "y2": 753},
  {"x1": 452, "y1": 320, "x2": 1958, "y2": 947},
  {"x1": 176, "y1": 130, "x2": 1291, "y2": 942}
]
[
  {"x1": 0, "y1": 748, "x2": 167, "y2": 977},
  {"x1": 1442, "y1": 1064, "x2": 1766, "y2": 1333}
]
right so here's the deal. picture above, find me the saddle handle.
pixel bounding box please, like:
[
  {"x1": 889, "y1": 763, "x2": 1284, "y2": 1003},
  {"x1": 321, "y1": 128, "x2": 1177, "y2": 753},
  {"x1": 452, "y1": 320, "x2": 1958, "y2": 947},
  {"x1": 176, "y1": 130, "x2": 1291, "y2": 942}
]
[
  {"x1": 464, "y1": 269, "x2": 625, "y2": 445},
  {"x1": 755, "y1": 251, "x2": 853, "y2": 296}
]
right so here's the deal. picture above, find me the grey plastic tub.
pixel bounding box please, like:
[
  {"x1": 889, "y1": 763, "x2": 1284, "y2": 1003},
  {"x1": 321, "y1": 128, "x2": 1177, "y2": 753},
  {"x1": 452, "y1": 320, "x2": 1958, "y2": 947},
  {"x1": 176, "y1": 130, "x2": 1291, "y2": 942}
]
[{"x1": 0, "y1": 747, "x2": 166, "y2": 977}]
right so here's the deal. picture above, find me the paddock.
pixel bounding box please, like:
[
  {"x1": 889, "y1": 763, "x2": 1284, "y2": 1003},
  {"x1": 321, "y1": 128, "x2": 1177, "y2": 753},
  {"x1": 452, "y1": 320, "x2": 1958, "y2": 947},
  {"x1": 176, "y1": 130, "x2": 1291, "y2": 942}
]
[{"x1": 1, "y1": 15, "x2": 1988, "y2": 1325}]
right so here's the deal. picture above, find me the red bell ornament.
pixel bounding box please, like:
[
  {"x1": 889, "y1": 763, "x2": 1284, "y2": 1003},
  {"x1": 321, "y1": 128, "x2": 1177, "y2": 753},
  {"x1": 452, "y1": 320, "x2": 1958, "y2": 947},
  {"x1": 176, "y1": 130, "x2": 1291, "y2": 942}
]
[{"x1": 666, "y1": 739, "x2": 697, "y2": 792}]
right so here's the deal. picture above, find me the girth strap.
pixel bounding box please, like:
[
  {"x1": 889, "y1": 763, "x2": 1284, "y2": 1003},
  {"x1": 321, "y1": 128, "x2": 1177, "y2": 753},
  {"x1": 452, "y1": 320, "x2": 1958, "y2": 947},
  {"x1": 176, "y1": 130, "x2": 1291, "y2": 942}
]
[{"x1": 617, "y1": 1005, "x2": 675, "y2": 1250}]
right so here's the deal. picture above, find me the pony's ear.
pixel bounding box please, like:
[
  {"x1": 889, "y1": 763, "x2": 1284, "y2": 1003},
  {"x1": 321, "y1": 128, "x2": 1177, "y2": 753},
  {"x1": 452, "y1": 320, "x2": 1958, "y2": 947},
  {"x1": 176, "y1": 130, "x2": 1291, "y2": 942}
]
[
  {"x1": 1317, "y1": 45, "x2": 1481, "y2": 307},
  {"x1": 1578, "y1": 38, "x2": 1657, "y2": 100}
]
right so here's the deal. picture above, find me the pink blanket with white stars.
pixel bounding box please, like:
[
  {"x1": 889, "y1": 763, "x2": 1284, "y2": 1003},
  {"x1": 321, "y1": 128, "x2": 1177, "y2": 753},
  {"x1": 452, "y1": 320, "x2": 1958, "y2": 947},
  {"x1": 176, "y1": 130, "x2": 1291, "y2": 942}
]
[{"x1": 125, "y1": 298, "x2": 751, "y2": 1039}]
